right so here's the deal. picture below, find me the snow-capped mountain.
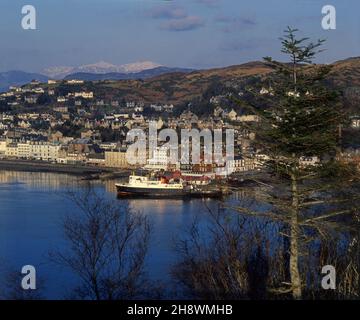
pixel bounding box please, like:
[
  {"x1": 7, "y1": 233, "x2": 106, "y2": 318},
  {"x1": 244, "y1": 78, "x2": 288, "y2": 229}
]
[
  {"x1": 42, "y1": 66, "x2": 74, "y2": 80},
  {"x1": 119, "y1": 61, "x2": 162, "y2": 73},
  {"x1": 43, "y1": 61, "x2": 163, "y2": 79}
]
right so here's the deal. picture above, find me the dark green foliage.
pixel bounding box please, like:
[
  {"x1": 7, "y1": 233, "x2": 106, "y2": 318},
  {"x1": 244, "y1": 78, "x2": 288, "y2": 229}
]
[{"x1": 231, "y1": 27, "x2": 360, "y2": 299}]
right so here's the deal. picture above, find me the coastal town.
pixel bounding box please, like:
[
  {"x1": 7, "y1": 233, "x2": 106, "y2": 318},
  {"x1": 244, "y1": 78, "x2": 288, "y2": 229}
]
[
  {"x1": 0, "y1": 77, "x2": 359, "y2": 183},
  {"x1": 2, "y1": 0, "x2": 360, "y2": 305},
  {"x1": 0, "y1": 78, "x2": 265, "y2": 177}
]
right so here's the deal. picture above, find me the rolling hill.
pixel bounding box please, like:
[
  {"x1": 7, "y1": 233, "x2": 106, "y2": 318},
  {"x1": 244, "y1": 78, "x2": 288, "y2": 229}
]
[
  {"x1": 0, "y1": 71, "x2": 48, "y2": 92},
  {"x1": 92, "y1": 58, "x2": 360, "y2": 105},
  {"x1": 3, "y1": 57, "x2": 360, "y2": 109},
  {"x1": 90, "y1": 61, "x2": 275, "y2": 104},
  {"x1": 63, "y1": 66, "x2": 195, "y2": 81}
]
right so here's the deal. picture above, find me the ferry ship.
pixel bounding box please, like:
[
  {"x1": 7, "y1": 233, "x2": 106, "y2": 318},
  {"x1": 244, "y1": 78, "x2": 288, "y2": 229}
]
[{"x1": 115, "y1": 175, "x2": 191, "y2": 198}]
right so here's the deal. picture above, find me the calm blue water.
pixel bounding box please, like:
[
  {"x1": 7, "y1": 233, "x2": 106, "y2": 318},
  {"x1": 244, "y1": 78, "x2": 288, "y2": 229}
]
[{"x1": 0, "y1": 171, "x2": 224, "y2": 299}]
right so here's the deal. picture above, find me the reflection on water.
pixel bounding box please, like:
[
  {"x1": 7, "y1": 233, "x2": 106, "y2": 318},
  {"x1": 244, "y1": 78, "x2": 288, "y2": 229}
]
[
  {"x1": 0, "y1": 170, "x2": 266, "y2": 299},
  {"x1": 0, "y1": 171, "x2": 81, "y2": 190},
  {"x1": 103, "y1": 178, "x2": 118, "y2": 194},
  {"x1": 0, "y1": 170, "x2": 233, "y2": 299}
]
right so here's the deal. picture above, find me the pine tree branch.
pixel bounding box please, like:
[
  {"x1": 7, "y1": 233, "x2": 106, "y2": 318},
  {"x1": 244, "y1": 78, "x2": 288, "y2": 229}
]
[{"x1": 300, "y1": 209, "x2": 353, "y2": 224}]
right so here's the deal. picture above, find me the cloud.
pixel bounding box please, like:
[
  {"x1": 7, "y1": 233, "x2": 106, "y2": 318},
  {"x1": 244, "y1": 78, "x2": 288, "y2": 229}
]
[
  {"x1": 147, "y1": 4, "x2": 205, "y2": 32},
  {"x1": 147, "y1": 6, "x2": 187, "y2": 19},
  {"x1": 215, "y1": 15, "x2": 257, "y2": 33},
  {"x1": 161, "y1": 16, "x2": 205, "y2": 31}
]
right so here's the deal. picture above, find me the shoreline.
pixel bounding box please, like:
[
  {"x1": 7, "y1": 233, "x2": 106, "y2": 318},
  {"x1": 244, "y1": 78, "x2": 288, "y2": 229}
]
[{"x1": 0, "y1": 159, "x2": 129, "y2": 178}]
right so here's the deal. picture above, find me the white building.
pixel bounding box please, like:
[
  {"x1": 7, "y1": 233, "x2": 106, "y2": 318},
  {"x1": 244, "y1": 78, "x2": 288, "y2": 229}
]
[
  {"x1": 227, "y1": 156, "x2": 256, "y2": 172},
  {"x1": 0, "y1": 122, "x2": 9, "y2": 130},
  {"x1": 287, "y1": 90, "x2": 300, "y2": 98},
  {"x1": 228, "y1": 109, "x2": 238, "y2": 121},
  {"x1": 133, "y1": 106, "x2": 143, "y2": 112},
  {"x1": 237, "y1": 115, "x2": 260, "y2": 122},
  {"x1": 2, "y1": 141, "x2": 61, "y2": 161},
  {"x1": 74, "y1": 91, "x2": 94, "y2": 99},
  {"x1": 1, "y1": 92, "x2": 14, "y2": 97},
  {"x1": 57, "y1": 96, "x2": 67, "y2": 103},
  {"x1": 145, "y1": 146, "x2": 170, "y2": 170},
  {"x1": 25, "y1": 96, "x2": 37, "y2": 104},
  {"x1": 100, "y1": 142, "x2": 119, "y2": 151},
  {"x1": 114, "y1": 113, "x2": 129, "y2": 119},
  {"x1": 67, "y1": 79, "x2": 84, "y2": 84},
  {"x1": 17, "y1": 142, "x2": 31, "y2": 158},
  {"x1": 5, "y1": 143, "x2": 18, "y2": 158},
  {"x1": 163, "y1": 104, "x2": 174, "y2": 112},
  {"x1": 150, "y1": 104, "x2": 174, "y2": 112},
  {"x1": 150, "y1": 104, "x2": 163, "y2": 112},
  {"x1": 33, "y1": 87, "x2": 45, "y2": 94},
  {"x1": 260, "y1": 87, "x2": 274, "y2": 96},
  {"x1": 0, "y1": 140, "x2": 7, "y2": 157},
  {"x1": 30, "y1": 142, "x2": 61, "y2": 161},
  {"x1": 126, "y1": 101, "x2": 136, "y2": 108}
]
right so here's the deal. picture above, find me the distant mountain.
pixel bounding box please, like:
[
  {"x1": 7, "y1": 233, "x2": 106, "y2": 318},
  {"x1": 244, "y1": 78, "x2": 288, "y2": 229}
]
[
  {"x1": 0, "y1": 65, "x2": 194, "y2": 92},
  {"x1": 2, "y1": 56, "x2": 360, "y2": 105},
  {"x1": 80, "y1": 61, "x2": 274, "y2": 106},
  {"x1": 0, "y1": 71, "x2": 48, "y2": 92},
  {"x1": 68, "y1": 57, "x2": 360, "y2": 106},
  {"x1": 63, "y1": 66, "x2": 195, "y2": 81},
  {"x1": 43, "y1": 61, "x2": 163, "y2": 79}
]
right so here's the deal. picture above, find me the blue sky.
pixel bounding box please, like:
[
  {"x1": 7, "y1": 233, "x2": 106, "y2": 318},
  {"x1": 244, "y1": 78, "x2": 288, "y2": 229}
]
[{"x1": 0, "y1": 0, "x2": 359, "y2": 72}]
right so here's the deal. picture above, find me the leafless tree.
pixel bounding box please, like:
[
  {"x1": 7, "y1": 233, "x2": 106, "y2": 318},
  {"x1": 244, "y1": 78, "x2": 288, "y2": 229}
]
[
  {"x1": 173, "y1": 187, "x2": 360, "y2": 300},
  {"x1": 172, "y1": 202, "x2": 287, "y2": 300},
  {"x1": 50, "y1": 186, "x2": 153, "y2": 300}
]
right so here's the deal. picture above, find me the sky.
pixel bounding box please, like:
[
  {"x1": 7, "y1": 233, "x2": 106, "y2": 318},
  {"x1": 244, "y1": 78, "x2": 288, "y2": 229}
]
[{"x1": 0, "y1": 0, "x2": 359, "y2": 73}]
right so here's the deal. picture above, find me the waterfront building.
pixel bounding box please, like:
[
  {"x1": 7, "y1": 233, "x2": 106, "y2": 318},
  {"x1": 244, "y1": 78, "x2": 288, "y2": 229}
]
[
  {"x1": 5, "y1": 143, "x2": 18, "y2": 158},
  {"x1": 105, "y1": 149, "x2": 128, "y2": 168},
  {"x1": 17, "y1": 142, "x2": 31, "y2": 158},
  {"x1": 86, "y1": 153, "x2": 106, "y2": 166},
  {"x1": 100, "y1": 142, "x2": 119, "y2": 151},
  {"x1": 0, "y1": 140, "x2": 7, "y2": 157},
  {"x1": 227, "y1": 156, "x2": 256, "y2": 172},
  {"x1": 145, "y1": 146, "x2": 170, "y2": 171},
  {"x1": 29, "y1": 141, "x2": 61, "y2": 162}
]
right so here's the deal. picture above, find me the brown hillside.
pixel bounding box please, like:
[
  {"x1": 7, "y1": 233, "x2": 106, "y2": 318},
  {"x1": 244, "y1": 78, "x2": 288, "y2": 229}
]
[{"x1": 96, "y1": 61, "x2": 273, "y2": 105}]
